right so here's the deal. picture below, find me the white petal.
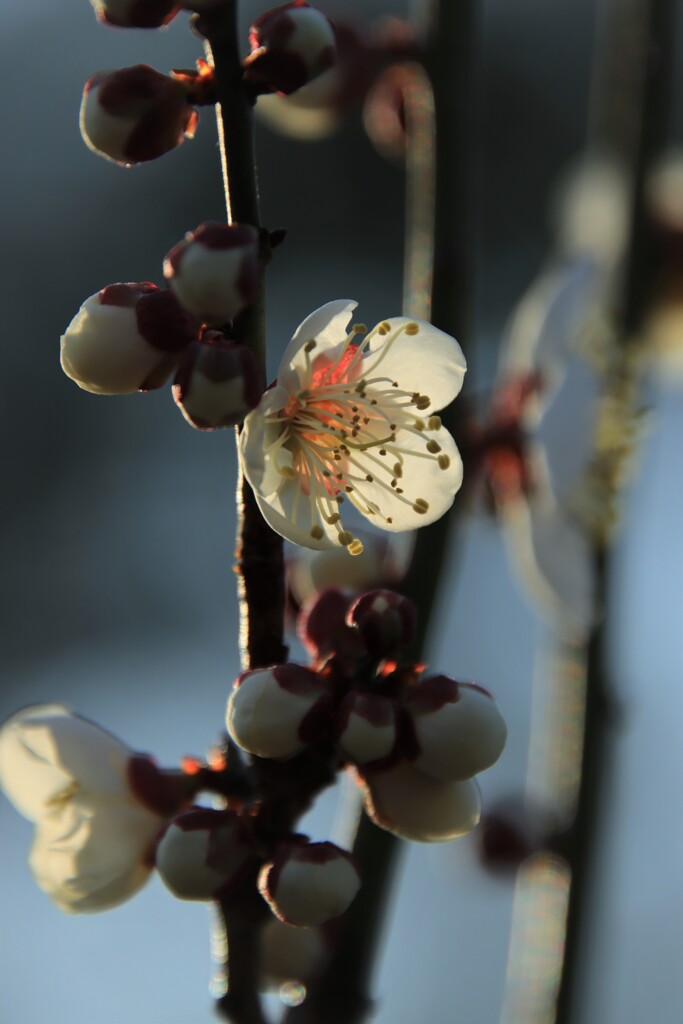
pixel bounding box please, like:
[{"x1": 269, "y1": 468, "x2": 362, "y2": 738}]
[
  {"x1": 277, "y1": 300, "x2": 357, "y2": 387},
  {"x1": 0, "y1": 705, "x2": 131, "y2": 820},
  {"x1": 241, "y1": 387, "x2": 292, "y2": 498},
  {"x1": 253, "y1": 479, "x2": 339, "y2": 550},
  {"x1": 363, "y1": 317, "x2": 466, "y2": 412},
  {"x1": 347, "y1": 426, "x2": 463, "y2": 531},
  {"x1": 29, "y1": 794, "x2": 159, "y2": 912}
]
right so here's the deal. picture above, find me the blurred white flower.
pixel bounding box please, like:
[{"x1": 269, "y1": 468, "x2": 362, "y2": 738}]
[
  {"x1": 0, "y1": 704, "x2": 170, "y2": 913},
  {"x1": 239, "y1": 300, "x2": 466, "y2": 554}
]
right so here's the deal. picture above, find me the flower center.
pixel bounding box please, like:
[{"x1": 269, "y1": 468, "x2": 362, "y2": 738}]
[{"x1": 267, "y1": 321, "x2": 455, "y2": 552}]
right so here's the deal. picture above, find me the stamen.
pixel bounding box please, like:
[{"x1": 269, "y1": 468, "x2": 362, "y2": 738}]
[
  {"x1": 348, "y1": 539, "x2": 364, "y2": 556},
  {"x1": 405, "y1": 322, "x2": 420, "y2": 335},
  {"x1": 310, "y1": 525, "x2": 324, "y2": 540},
  {"x1": 438, "y1": 455, "x2": 451, "y2": 470},
  {"x1": 338, "y1": 531, "x2": 354, "y2": 547},
  {"x1": 412, "y1": 498, "x2": 430, "y2": 514},
  {"x1": 428, "y1": 416, "x2": 442, "y2": 430},
  {"x1": 426, "y1": 440, "x2": 441, "y2": 454}
]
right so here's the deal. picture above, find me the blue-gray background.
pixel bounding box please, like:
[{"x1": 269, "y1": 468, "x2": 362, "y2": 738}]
[{"x1": 1, "y1": 2, "x2": 682, "y2": 1022}]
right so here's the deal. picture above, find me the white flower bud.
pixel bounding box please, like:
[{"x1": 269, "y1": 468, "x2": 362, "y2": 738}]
[
  {"x1": 261, "y1": 917, "x2": 325, "y2": 989},
  {"x1": 362, "y1": 761, "x2": 481, "y2": 842},
  {"x1": 0, "y1": 704, "x2": 170, "y2": 912},
  {"x1": 259, "y1": 841, "x2": 360, "y2": 927},
  {"x1": 405, "y1": 677, "x2": 507, "y2": 782},
  {"x1": 226, "y1": 664, "x2": 330, "y2": 760},
  {"x1": 155, "y1": 808, "x2": 253, "y2": 901},
  {"x1": 90, "y1": 0, "x2": 179, "y2": 28},
  {"x1": 172, "y1": 331, "x2": 264, "y2": 430},
  {"x1": 244, "y1": 3, "x2": 336, "y2": 96},
  {"x1": 164, "y1": 223, "x2": 261, "y2": 325},
  {"x1": 80, "y1": 65, "x2": 197, "y2": 166},
  {"x1": 334, "y1": 692, "x2": 397, "y2": 765},
  {"x1": 60, "y1": 282, "x2": 196, "y2": 395}
]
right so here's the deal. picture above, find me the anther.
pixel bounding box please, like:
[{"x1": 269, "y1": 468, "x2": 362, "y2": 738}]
[
  {"x1": 352, "y1": 324, "x2": 368, "y2": 335},
  {"x1": 310, "y1": 525, "x2": 324, "y2": 539},
  {"x1": 326, "y1": 513, "x2": 341, "y2": 524},
  {"x1": 304, "y1": 339, "x2": 317, "y2": 352},
  {"x1": 365, "y1": 474, "x2": 373, "y2": 482},
  {"x1": 393, "y1": 464, "x2": 403, "y2": 478},
  {"x1": 426, "y1": 440, "x2": 441, "y2": 454},
  {"x1": 416, "y1": 396, "x2": 430, "y2": 411},
  {"x1": 438, "y1": 455, "x2": 451, "y2": 470},
  {"x1": 379, "y1": 449, "x2": 387, "y2": 456},
  {"x1": 348, "y1": 539, "x2": 364, "y2": 556},
  {"x1": 405, "y1": 322, "x2": 420, "y2": 335},
  {"x1": 414, "y1": 418, "x2": 426, "y2": 430},
  {"x1": 412, "y1": 498, "x2": 429, "y2": 514},
  {"x1": 345, "y1": 485, "x2": 354, "y2": 493},
  {"x1": 338, "y1": 531, "x2": 354, "y2": 547},
  {"x1": 377, "y1": 321, "x2": 391, "y2": 335},
  {"x1": 428, "y1": 416, "x2": 441, "y2": 430}
]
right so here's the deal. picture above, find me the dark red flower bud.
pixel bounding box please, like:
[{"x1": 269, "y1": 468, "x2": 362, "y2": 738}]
[
  {"x1": 173, "y1": 332, "x2": 264, "y2": 430},
  {"x1": 346, "y1": 589, "x2": 416, "y2": 658}
]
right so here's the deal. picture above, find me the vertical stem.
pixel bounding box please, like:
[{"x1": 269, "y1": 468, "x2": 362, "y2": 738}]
[
  {"x1": 200, "y1": 2, "x2": 287, "y2": 674},
  {"x1": 199, "y1": 5, "x2": 287, "y2": 1020}
]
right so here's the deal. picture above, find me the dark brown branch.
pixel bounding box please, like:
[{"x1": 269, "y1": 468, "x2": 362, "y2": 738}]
[{"x1": 199, "y1": 2, "x2": 287, "y2": 674}]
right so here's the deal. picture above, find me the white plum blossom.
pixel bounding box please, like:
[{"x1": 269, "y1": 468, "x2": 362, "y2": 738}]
[
  {"x1": 240, "y1": 300, "x2": 466, "y2": 554},
  {"x1": 0, "y1": 705, "x2": 172, "y2": 912}
]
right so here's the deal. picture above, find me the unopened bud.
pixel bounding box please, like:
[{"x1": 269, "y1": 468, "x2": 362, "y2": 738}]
[
  {"x1": 361, "y1": 761, "x2": 481, "y2": 842},
  {"x1": 259, "y1": 841, "x2": 360, "y2": 927},
  {"x1": 155, "y1": 808, "x2": 253, "y2": 900},
  {"x1": 60, "y1": 283, "x2": 196, "y2": 395},
  {"x1": 244, "y1": 2, "x2": 336, "y2": 96},
  {"x1": 173, "y1": 332, "x2": 264, "y2": 430},
  {"x1": 226, "y1": 664, "x2": 330, "y2": 760},
  {"x1": 80, "y1": 65, "x2": 197, "y2": 166},
  {"x1": 346, "y1": 589, "x2": 416, "y2": 657},
  {"x1": 164, "y1": 223, "x2": 261, "y2": 324},
  {"x1": 90, "y1": 0, "x2": 179, "y2": 28},
  {"x1": 334, "y1": 692, "x2": 398, "y2": 765},
  {"x1": 405, "y1": 677, "x2": 507, "y2": 782},
  {"x1": 298, "y1": 589, "x2": 365, "y2": 664}
]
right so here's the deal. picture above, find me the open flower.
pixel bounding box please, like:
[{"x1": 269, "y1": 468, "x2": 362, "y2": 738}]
[
  {"x1": 0, "y1": 705, "x2": 178, "y2": 912},
  {"x1": 240, "y1": 300, "x2": 466, "y2": 553}
]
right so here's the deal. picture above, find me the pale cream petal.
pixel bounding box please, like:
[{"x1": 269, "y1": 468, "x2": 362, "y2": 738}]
[
  {"x1": 363, "y1": 317, "x2": 466, "y2": 412},
  {"x1": 277, "y1": 300, "x2": 357, "y2": 388}
]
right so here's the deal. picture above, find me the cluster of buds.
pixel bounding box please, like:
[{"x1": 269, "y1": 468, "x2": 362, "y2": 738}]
[
  {"x1": 82, "y1": 4, "x2": 337, "y2": 165},
  {"x1": 226, "y1": 589, "x2": 507, "y2": 843},
  {"x1": 60, "y1": 223, "x2": 266, "y2": 430},
  {"x1": 155, "y1": 806, "x2": 360, "y2": 928}
]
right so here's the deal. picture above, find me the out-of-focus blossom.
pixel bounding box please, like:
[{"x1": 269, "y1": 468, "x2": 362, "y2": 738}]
[
  {"x1": 172, "y1": 331, "x2": 264, "y2": 430},
  {"x1": 258, "y1": 840, "x2": 360, "y2": 927},
  {"x1": 287, "y1": 530, "x2": 414, "y2": 611},
  {"x1": 256, "y1": 19, "x2": 415, "y2": 140},
  {"x1": 244, "y1": 3, "x2": 336, "y2": 97},
  {"x1": 155, "y1": 808, "x2": 254, "y2": 900},
  {"x1": 90, "y1": 0, "x2": 179, "y2": 28},
  {"x1": 80, "y1": 65, "x2": 198, "y2": 165},
  {"x1": 0, "y1": 705, "x2": 180, "y2": 912},
  {"x1": 239, "y1": 300, "x2": 465, "y2": 554},
  {"x1": 226, "y1": 664, "x2": 331, "y2": 760},
  {"x1": 60, "y1": 282, "x2": 196, "y2": 395},
  {"x1": 163, "y1": 222, "x2": 261, "y2": 325},
  {"x1": 361, "y1": 761, "x2": 481, "y2": 843}
]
